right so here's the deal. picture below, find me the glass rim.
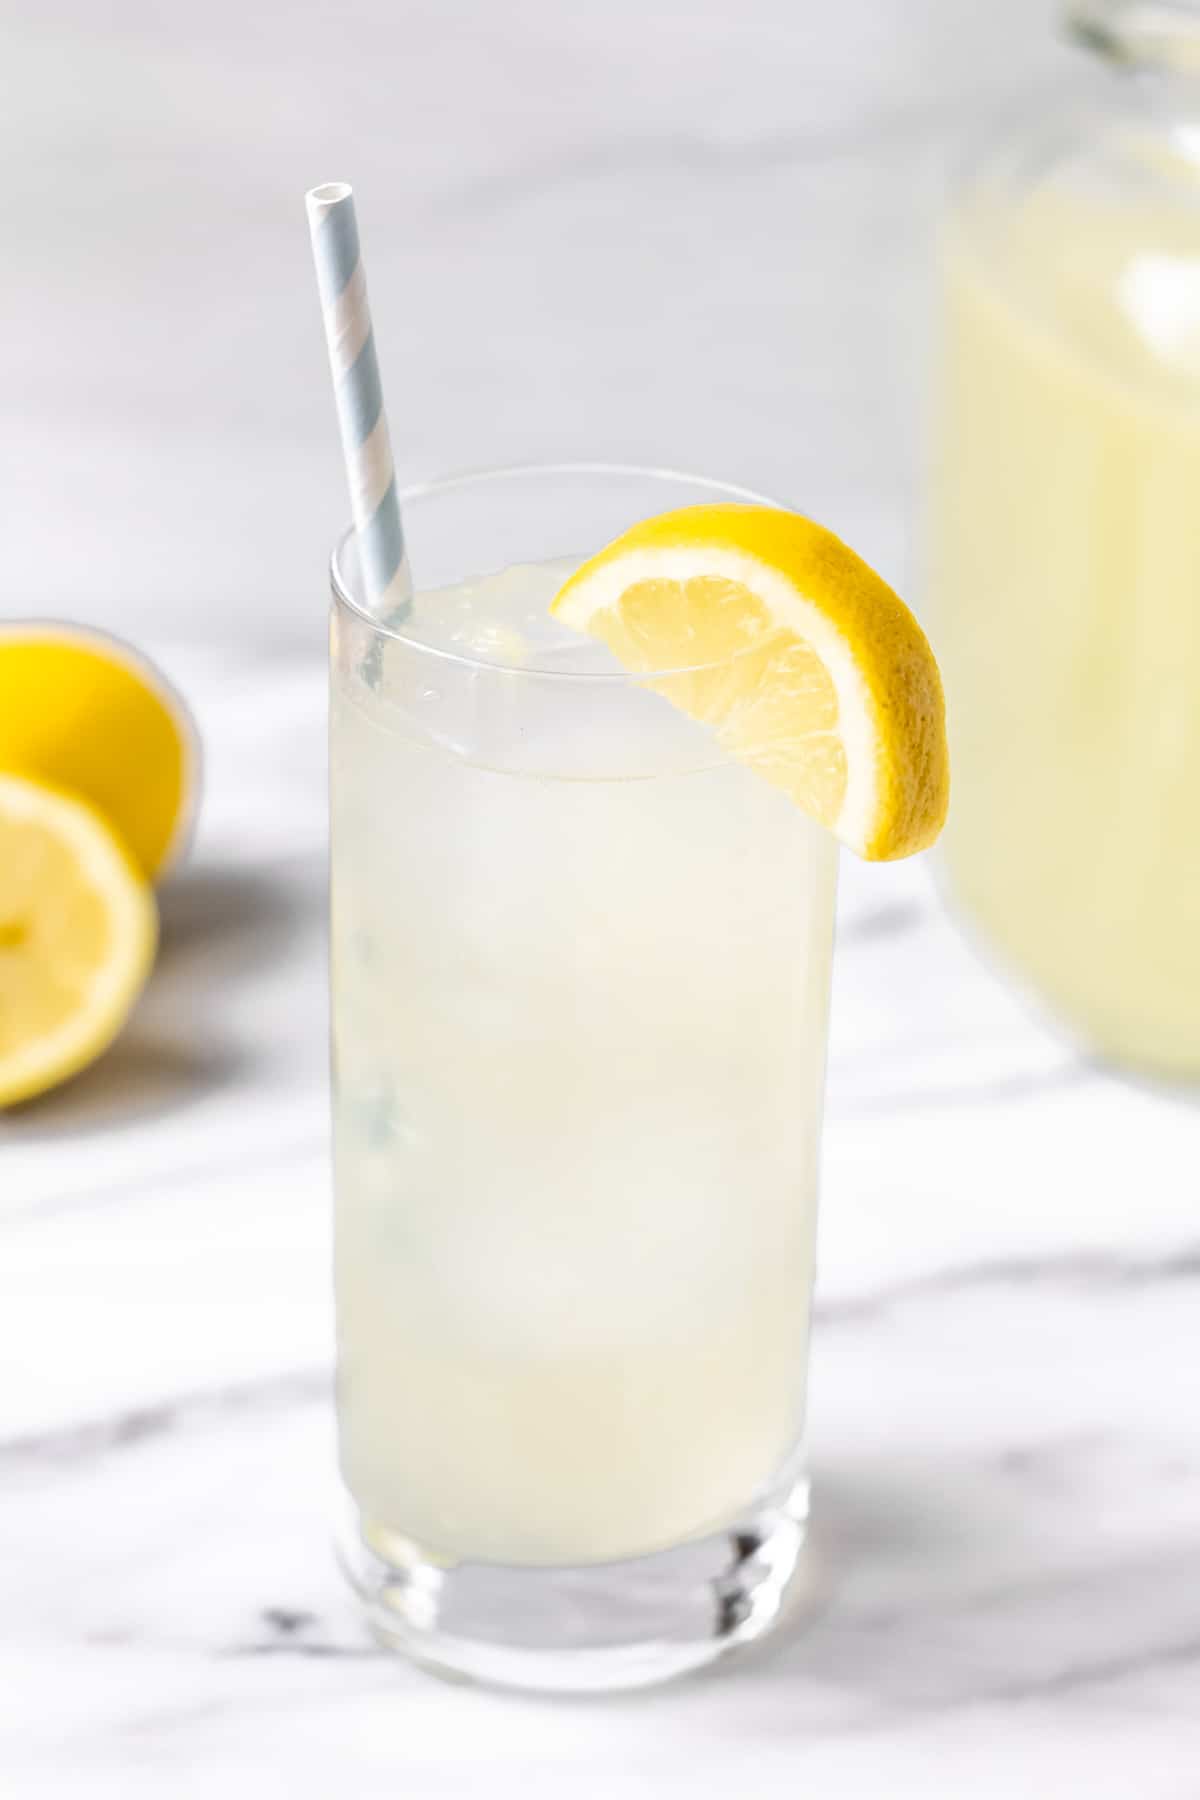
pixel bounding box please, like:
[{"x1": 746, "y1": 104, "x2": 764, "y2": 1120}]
[{"x1": 328, "y1": 459, "x2": 795, "y2": 683}]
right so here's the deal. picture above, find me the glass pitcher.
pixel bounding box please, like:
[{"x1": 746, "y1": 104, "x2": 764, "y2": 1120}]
[{"x1": 927, "y1": 0, "x2": 1200, "y2": 1079}]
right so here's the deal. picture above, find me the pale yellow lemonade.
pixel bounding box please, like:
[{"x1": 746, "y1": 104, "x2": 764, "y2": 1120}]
[
  {"x1": 928, "y1": 188, "x2": 1200, "y2": 1075},
  {"x1": 331, "y1": 560, "x2": 837, "y2": 1566}
]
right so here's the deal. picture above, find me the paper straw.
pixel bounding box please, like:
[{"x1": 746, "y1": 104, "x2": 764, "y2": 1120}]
[{"x1": 305, "y1": 182, "x2": 412, "y2": 615}]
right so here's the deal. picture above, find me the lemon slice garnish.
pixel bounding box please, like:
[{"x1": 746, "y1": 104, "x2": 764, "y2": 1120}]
[{"x1": 552, "y1": 505, "x2": 949, "y2": 860}]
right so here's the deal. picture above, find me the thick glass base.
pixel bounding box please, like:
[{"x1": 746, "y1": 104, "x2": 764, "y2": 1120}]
[{"x1": 336, "y1": 1475, "x2": 816, "y2": 1694}]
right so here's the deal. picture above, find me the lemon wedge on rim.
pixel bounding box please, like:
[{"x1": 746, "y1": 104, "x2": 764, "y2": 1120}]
[{"x1": 551, "y1": 504, "x2": 949, "y2": 860}]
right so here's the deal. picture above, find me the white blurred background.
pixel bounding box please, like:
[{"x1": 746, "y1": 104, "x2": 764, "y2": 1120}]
[{"x1": 6, "y1": 0, "x2": 1077, "y2": 645}]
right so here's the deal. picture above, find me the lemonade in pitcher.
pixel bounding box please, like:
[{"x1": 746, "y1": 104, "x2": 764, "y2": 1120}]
[{"x1": 927, "y1": 2, "x2": 1200, "y2": 1078}]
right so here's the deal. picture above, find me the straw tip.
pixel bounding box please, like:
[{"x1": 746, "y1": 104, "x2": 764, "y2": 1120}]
[{"x1": 306, "y1": 181, "x2": 354, "y2": 214}]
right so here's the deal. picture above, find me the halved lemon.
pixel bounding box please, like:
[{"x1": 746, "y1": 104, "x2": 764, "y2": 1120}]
[
  {"x1": 0, "y1": 626, "x2": 198, "y2": 881},
  {"x1": 0, "y1": 774, "x2": 157, "y2": 1107},
  {"x1": 551, "y1": 505, "x2": 949, "y2": 860}
]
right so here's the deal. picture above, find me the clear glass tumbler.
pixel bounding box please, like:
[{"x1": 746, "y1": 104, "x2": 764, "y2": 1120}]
[{"x1": 329, "y1": 465, "x2": 838, "y2": 1691}]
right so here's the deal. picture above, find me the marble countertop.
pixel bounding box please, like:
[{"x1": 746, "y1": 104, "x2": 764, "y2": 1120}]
[{"x1": 5, "y1": 644, "x2": 1200, "y2": 1795}]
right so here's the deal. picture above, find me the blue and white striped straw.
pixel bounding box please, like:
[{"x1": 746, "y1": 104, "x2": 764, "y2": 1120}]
[{"x1": 305, "y1": 182, "x2": 412, "y2": 615}]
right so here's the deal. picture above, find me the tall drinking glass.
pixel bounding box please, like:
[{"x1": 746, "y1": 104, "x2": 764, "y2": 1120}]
[{"x1": 329, "y1": 465, "x2": 838, "y2": 1691}]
